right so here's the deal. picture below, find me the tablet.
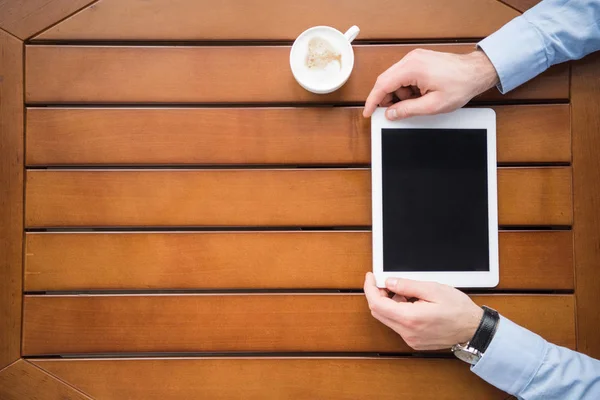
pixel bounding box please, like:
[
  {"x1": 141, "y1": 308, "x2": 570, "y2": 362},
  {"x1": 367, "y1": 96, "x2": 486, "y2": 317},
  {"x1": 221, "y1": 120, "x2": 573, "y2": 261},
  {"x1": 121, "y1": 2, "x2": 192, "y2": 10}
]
[{"x1": 371, "y1": 107, "x2": 498, "y2": 288}]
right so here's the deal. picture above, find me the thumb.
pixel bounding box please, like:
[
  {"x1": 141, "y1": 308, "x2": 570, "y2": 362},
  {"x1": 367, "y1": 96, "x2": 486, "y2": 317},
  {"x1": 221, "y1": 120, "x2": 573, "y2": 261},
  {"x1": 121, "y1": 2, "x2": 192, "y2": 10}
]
[
  {"x1": 385, "y1": 91, "x2": 443, "y2": 120},
  {"x1": 385, "y1": 278, "x2": 440, "y2": 302}
]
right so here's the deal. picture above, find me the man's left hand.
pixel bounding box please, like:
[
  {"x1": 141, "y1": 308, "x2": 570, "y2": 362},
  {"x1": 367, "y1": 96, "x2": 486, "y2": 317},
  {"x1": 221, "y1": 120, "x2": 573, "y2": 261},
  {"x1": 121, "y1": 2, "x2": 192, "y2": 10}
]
[{"x1": 363, "y1": 272, "x2": 483, "y2": 350}]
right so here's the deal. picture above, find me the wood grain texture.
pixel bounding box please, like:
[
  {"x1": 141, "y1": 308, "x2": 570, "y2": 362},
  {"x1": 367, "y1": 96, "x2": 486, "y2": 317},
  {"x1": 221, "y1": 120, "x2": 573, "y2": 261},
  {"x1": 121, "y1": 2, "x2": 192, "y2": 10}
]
[
  {"x1": 34, "y1": 0, "x2": 518, "y2": 41},
  {"x1": 25, "y1": 105, "x2": 571, "y2": 166},
  {"x1": 0, "y1": 29, "x2": 23, "y2": 369},
  {"x1": 25, "y1": 45, "x2": 569, "y2": 103},
  {"x1": 24, "y1": 231, "x2": 574, "y2": 291},
  {"x1": 572, "y1": 53, "x2": 600, "y2": 358},
  {"x1": 25, "y1": 168, "x2": 572, "y2": 228},
  {"x1": 494, "y1": 104, "x2": 571, "y2": 163},
  {"x1": 498, "y1": 0, "x2": 542, "y2": 13},
  {"x1": 497, "y1": 168, "x2": 572, "y2": 226},
  {"x1": 497, "y1": 231, "x2": 573, "y2": 290},
  {"x1": 0, "y1": 0, "x2": 95, "y2": 40},
  {"x1": 22, "y1": 294, "x2": 575, "y2": 355},
  {"x1": 32, "y1": 357, "x2": 507, "y2": 399},
  {"x1": 0, "y1": 359, "x2": 92, "y2": 400},
  {"x1": 25, "y1": 169, "x2": 371, "y2": 227}
]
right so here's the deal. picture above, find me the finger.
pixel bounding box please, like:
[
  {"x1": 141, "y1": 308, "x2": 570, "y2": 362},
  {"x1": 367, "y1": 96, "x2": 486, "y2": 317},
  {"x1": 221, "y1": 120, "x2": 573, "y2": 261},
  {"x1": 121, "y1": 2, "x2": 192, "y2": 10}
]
[
  {"x1": 363, "y1": 63, "x2": 415, "y2": 118},
  {"x1": 394, "y1": 86, "x2": 414, "y2": 101},
  {"x1": 379, "y1": 92, "x2": 394, "y2": 107},
  {"x1": 373, "y1": 277, "x2": 405, "y2": 298},
  {"x1": 363, "y1": 85, "x2": 389, "y2": 118},
  {"x1": 384, "y1": 278, "x2": 441, "y2": 302},
  {"x1": 364, "y1": 273, "x2": 405, "y2": 317},
  {"x1": 364, "y1": 272, "x2": 388, "y2": 300},
  {"x1": 392, "y1": 294, "x2": 408, "y2": 303},
  {"x1": 385, "y1": 91, "x2": 443, "y2": 121},
  {"x1": 376, "y1": 61, "x2": 416, "y2": 94},
  {"x1": 370, "y1": 310, "x2": 402, "y2": 331}
]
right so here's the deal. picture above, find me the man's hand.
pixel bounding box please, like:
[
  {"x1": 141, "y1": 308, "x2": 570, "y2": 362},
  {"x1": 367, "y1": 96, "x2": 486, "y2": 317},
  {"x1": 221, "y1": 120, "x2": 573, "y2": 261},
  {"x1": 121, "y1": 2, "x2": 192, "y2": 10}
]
[
  {"x1": 363, "y1": 49, "x2": 499, "y2": 120},
  {"x1": 363, "y1": 272, "x2": 483, "y2": 350}
]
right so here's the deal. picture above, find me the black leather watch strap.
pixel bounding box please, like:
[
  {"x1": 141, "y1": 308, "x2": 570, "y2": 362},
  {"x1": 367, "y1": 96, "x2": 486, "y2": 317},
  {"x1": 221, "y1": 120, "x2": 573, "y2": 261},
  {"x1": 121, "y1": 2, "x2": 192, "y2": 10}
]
[{"x1": 469, "y1": 306, "x2": 500, "y2": 353}]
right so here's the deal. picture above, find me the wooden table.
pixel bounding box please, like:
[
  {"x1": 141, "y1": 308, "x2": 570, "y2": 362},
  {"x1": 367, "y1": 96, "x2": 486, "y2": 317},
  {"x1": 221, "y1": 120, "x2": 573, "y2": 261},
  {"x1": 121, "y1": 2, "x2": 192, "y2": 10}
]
[{"x1": 1, "y1": 0, "x2": 599, "y2": 398}]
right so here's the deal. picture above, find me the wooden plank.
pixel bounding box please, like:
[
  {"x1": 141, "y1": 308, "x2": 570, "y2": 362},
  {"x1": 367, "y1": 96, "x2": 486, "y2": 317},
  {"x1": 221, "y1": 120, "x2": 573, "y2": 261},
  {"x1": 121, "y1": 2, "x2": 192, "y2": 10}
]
[
  {"x1": 22, "y1": 294, "x2": 575, "y2": 355},
  {"x1": 24, "y1": 231, "x2": 573, "y2": 291},
  {"x1": 34, "y1": 0, "x2": 518, "y2": 41},
  {"x1": 25, "y1": 169, "x2": 371, "y2": 227},
  {"x1": 572, "y1": 53, "x2": 600, "y2": 358},
  {"x1": 498, "y1": 231, "x2": 573, "y2": 289},
  {"x1": 498, "y1": 0, "x2": 542, "y2": 12},
  {"x1": 0, "y1": 359, "x2": 92, "y2": 400},
  {"x1": 0, "y1": 0, "x2": 95, "y2": 40},
  {"x1": 32, "y1": 357, "x2": 507, "y2": 399},
  {"x1": 25, "y1": 45, "x2": 569, "y2": 103},
  {"x1": 25, "y1": 105, "x2": 571, "y2": 166},
  {"x1": 497, "y1": 168, "x2": 572, "y2": 226},
  {"x1": 25, "y1": 168, "x2": 572, "y2": 228},
  {"x1": 494, "y1": 105, "x2": 570, "y2": 163},
  {"x1": 26, "y1": 107, "x2": 370, "y2": 166},
  {"x1": 0, "y1": 29, "x2": 23, "y2": 369}
]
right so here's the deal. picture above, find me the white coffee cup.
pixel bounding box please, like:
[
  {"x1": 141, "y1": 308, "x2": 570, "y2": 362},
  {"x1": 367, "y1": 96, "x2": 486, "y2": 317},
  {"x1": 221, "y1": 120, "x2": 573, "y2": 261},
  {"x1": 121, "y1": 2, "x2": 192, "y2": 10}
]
[{"x1": 290, "y1": 25, "x2": 360, "y2": 94}]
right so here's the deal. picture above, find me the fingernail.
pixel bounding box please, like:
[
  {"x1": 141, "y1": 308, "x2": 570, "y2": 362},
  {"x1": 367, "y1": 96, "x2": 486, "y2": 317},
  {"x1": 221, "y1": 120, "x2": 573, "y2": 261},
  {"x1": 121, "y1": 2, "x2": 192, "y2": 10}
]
[
  {"x1": 386, "y1": 109, "x2": 397, "y2": 120},
  {"x1": 386, "y1": 278, "x2": 398, "y2": 288}
]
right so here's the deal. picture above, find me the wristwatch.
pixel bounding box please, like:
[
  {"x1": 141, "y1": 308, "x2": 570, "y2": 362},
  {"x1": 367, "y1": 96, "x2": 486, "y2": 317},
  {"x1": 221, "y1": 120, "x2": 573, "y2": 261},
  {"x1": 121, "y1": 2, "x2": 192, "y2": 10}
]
[{"x1": 452, "y1": 306, "x2": 499, "y2": 365}]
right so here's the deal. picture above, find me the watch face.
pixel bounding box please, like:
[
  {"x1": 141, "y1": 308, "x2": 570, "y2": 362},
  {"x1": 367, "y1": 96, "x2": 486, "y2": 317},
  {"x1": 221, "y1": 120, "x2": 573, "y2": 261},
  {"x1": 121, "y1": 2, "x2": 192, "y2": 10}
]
[{"x1": 454, "y1": 348, "x2": 481, "y2": 365}]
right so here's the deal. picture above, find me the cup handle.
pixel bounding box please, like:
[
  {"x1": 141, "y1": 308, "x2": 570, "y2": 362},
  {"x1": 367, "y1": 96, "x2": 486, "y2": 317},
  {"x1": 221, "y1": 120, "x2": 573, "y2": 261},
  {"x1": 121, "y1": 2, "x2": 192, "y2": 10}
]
[{"x1": 343, "y1": 25, "x2": 360, "y2": 43}]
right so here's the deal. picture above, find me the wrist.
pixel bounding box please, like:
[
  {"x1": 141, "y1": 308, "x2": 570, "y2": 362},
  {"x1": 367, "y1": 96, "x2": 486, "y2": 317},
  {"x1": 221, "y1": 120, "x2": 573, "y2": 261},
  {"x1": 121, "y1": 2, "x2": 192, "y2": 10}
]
[
  {"x1": 452, "y1": 306, "x2": 500, "y2": 365},
  {"x1": 458, "y1": 305, "x2": 484, "y2": 344},
  {"x1": 469, "y1": 306, "x2": 500, "y2": 353},
  {"x1": 464, "y1": 50, "x2": 500, "y2": 95}
]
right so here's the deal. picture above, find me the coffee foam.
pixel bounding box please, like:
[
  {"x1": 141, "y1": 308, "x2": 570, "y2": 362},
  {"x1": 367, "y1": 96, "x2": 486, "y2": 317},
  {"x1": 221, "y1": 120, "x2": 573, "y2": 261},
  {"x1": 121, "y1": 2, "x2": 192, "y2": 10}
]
[
  {"x1": 291, "y1": 29, "x2": 353, "y2": 91},
  {"x1": 306, "y1": 37, "x2": 342, "y2": 70}
]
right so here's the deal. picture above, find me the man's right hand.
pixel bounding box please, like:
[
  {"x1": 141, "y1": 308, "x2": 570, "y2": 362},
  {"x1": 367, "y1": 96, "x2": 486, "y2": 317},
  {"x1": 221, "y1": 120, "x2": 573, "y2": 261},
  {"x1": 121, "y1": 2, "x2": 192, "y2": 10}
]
[{"x1": 363, "y1": 49, "x2": 500, "y2": 120}]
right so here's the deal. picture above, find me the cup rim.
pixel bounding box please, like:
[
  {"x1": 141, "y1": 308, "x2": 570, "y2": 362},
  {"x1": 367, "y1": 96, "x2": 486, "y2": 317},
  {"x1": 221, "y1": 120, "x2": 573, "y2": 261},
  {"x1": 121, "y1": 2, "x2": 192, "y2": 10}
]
[{"x1": 289, "y1": 25, "x2": 355, "y2": 94}]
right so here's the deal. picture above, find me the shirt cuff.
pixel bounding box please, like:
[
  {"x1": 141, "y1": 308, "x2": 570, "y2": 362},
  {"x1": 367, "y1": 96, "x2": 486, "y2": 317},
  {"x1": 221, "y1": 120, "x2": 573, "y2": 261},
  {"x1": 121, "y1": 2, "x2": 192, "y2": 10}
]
[
  {"x1": 471, "y1": 316, "x2": 548, "y2": 396},
  {"x1": 477, "y1": 16, "x2": 548, "y2": 93}
]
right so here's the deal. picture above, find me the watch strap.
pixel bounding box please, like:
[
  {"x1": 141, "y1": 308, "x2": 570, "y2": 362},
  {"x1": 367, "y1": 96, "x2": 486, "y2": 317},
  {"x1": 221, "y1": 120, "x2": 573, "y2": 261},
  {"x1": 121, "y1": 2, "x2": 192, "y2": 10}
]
[{"x1": 469, "y1": 306, "x2": 499, "y2": 353}]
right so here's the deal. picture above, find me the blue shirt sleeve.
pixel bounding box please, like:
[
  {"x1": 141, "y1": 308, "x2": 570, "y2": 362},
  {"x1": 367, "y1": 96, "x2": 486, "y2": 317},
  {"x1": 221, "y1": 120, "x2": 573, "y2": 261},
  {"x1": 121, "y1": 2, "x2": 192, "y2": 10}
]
[
  {"x1": 477, "y1": 0, "x2": 600, "y2": 93},
  {"x1": 471, "y1": 316, "x2": 600, "y2": 399}
]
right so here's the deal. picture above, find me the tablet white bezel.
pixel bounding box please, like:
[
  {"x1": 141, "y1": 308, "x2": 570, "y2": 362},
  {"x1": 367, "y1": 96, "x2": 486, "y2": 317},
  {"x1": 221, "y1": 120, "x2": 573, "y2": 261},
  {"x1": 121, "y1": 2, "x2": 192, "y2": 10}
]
[{"x1": 371, "y1": 107, "x2": 499, "y2": 288}]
